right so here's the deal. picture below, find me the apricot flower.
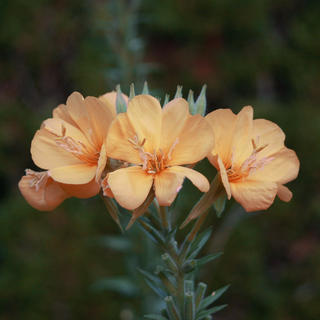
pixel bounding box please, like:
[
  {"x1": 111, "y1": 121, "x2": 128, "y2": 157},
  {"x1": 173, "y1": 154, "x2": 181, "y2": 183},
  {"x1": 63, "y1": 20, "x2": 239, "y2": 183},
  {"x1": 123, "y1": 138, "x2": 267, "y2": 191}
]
[
  {"x1": 102, "y1": 95, "x2": 215, "y2": 210},
  {"x1": 30, "y1": 92, "x2": 115, "y2": 199},
  {"x1": 205, "y1": 106, "x2": 299, "y2": 212}
]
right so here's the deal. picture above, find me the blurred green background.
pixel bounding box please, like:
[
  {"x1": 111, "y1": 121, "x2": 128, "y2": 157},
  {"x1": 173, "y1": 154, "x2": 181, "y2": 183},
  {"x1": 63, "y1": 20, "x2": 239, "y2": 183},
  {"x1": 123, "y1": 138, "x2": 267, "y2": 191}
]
[{"x1": 0, "y1": 0, "x2": 319, "y2": 319}]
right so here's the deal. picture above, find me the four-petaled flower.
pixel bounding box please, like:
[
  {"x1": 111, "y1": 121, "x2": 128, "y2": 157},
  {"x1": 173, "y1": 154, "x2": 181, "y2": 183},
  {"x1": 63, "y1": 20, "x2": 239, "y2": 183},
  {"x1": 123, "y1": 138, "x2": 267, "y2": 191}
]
[
  {"x1": 102, "y1": 95, "x2": 215, "y2": 210},
  {"x1": 205, "y1": 106, "x2": 300, "y2": 212}
]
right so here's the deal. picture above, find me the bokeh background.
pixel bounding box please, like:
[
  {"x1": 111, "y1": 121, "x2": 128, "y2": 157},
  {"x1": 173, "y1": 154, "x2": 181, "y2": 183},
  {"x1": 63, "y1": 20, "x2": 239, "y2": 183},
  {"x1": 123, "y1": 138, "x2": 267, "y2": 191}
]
[{"x1": 0, "y1": 0, "x2": 319, "y2": 319}]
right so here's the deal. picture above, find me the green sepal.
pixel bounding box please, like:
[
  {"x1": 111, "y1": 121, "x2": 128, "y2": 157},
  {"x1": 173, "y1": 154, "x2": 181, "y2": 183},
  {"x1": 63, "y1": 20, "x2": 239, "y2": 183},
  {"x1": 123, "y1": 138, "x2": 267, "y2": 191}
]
[
  {"x1": 115, "y1": 84, "x2": 127, "y2": 114},
  {"x1": 194, "y1": 84, "x2": 207, "y2": 116},
  {"x1": 187, "y1": 227, "x2": 212, "y2": 259},
  {"x1": 174, "y1": 85, "x2": 183, "y2": 99},
  {"x1": 198, "y1": 285, "x2": 230, "y2": 312},
  {"x1": 214, "y1": 194, "x2": 227, "y2": 218},
  {"x1": 144, "y1": 315, "x2": 169, "y2": 320},
  {"x1": 129, "y1": 83, "x2": 135, "y2": 101},
  {"x1": 137, "y1": 267, "x2": 168, "y2": 297},
  {"x1": 163, "y1": 94, "x2": 170, "y2": 107},
  {"x1": 187, "y1": 90, "x2": 196, "y2": 115},
  {"x1": 195, "y1": 304, "x2": 227, "y2": 320},
  {"x1": 142, "y1": 81, "x2": 150, "y2": 94}
]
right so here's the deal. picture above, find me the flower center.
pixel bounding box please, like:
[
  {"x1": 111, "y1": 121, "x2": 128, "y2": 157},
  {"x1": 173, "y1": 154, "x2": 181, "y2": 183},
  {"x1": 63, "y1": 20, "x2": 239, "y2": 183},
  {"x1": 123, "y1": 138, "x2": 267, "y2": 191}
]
[
  {"x1": 51, "y1": 123, "x2": 100, "y2": 165},
  {"x1": 227, "y1": 135, "x2": 274, "y2": 182},
  {"x1": 128, "y1": 132, "x2": 179, "y2": 174}
]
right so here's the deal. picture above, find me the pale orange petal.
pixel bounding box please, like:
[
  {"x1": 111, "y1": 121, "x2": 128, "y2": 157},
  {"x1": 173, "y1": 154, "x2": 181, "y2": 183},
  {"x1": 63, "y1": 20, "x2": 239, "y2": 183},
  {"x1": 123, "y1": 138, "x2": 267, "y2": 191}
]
[
  {"x1": 99, "y1": 91, "x2": 129, "y2": 118},
  {"x1": 161, "y1": 98, "x2": 189, "y2": 152},
  {"x1": 169, "y1": 166, "x2": 210, "y2": 192},
  {"x1": 84, "y1": 96, "x2": 115, "y2": 147},
  {"x1": 96, "y1": 141, "x2": 107, "y2": 182},
  {"x1": 251, "y1": 119, "x2": 285, "y2": 158},
  {"x1": 106, "y1": 113, "x2": 141, "y2": 164},
  {"x1": 217, "y1": 156, "x2": 232, "y2": 199},
  {"x1": 154, "y1": 169, "x2": 185, "y2": 206},
  {"x1": 127, "y1": 95, "x2": 162, "y2": 152},
  {"x1": 31, "y1": 128, "x2": 82, "y2": 170},
  {"x1": 19, "y1": 175, "x2": 69, "y2": 211},
  {"x1": 107, "y1": 166, "x2": 153, "y2": 210},
  {"x1": 277, "y1": 184, "x2": 293, "y2": 202},
  {"x1": 65, "y1": 92, "x2": 92, "y2": 139},
  {"x1": 249, "y1": 147, "x2": 299, "y2": 184},
  {"x1": 48, "y1": 164, "x2": 97, "y2": 184},
  {"x1": 59, "y1": 178, "x2": 100, "y2": 198},
  {"x1": 166, "y1": 114, "x2": 215, "y2": 166},
  {"x1": 53, "y1": 104, "x2": 79, "y2": 128},
  {"x1": 230, "y1": 180, "x2": 278, "y2": 212},
  {"x1": 101, "y1": 175, "x2": 115, "y2": 198},
  {"x1": 205, "y1": 108, "x2": 237, "y2": 167},
  {"x1": 231, "y1": 106, "x2": 254, "y2": 164}
]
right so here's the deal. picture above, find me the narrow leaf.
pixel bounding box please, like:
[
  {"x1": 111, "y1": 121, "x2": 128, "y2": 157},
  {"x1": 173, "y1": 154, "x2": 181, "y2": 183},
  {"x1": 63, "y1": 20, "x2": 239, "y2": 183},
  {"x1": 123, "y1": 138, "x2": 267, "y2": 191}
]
[
  {"x1": 187, "y1": 227, "x2": 212, "y2": 259},
  {"x1": 195, "y1": 253, "x2": 223, "y2": 269},
  {"x1": 195, "y1": 304, "x2": 227, "y2": 319},
  {"x1": 144, "y1": 315, "x2": 169, "y2": 320},
  {"x1": 198, "y1": 285, "x2": 230, "y2": 312}
]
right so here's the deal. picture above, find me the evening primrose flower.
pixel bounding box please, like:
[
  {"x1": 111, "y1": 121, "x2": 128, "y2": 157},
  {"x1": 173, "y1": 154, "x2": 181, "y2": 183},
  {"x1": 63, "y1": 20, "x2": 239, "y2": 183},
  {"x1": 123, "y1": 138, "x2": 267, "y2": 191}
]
[
  {"x1": 102, "y1": 95, "x2": 215, "y2": 210},
  {"x1": 29, "y1": 92, "x2": 115, "y2": 199},
  {"x1": 205, "y1": 106, "x2": 299, "y2": 212}
]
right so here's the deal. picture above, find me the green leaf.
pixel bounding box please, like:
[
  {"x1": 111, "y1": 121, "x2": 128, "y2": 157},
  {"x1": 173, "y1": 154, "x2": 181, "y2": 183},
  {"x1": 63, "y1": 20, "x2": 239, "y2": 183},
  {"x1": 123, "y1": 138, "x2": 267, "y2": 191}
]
[
  {"x1": 142, "y1": 81, "x2": 150, "y2": 94},
  {"x1": 115, "y1": 84, "x2": 127, "y2": 114},
  {"x1": 91, "y1": 276, "x2": 139, "y2": 297},
  {"x1": 187, "y1": 90, "x2": 196, "y2": 115},
  {"x1": 137, "y1": 267, "x2": 168, "y2": 296},
  {"x1": 163, "y1": 94, "x2": 170, "y2": 107},
  {"x1": 194, "y1": 84, "x2": 207, "y2": 116},
  {"x1": 174, "y1": 85, "x2": 183, "y2": 98},
  {"x1": 165, "y1": 226, "x2": 177, "y2": 242},
  {"x1": 195, "y1": 304, "x2": 227, "y2": 319},
  {"x1": 187, "y1": 227, "x2": 212, "y2": 259},
  {"x1": 214, "y1": 194, "x2": 227, "y2": 218},
  {"x1": 195, "y1": 252, "x2": 223, "y2": 269},
  {"x1": 144, "y1": 315, "x2": 169, "y2": 320},
  {"x1": 198, "y1": 285, "x2": 230, "y2": 312},
  {"x1": 144, "y1": 279, "x2": 168, "y2": 299}
]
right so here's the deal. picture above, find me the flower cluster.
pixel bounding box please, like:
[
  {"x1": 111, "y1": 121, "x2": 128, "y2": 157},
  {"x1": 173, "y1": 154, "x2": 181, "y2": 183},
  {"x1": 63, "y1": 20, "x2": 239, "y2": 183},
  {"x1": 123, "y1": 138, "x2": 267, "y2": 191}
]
[{"x1": 19, "y1": 86, "x2": 299, "y2": 221}]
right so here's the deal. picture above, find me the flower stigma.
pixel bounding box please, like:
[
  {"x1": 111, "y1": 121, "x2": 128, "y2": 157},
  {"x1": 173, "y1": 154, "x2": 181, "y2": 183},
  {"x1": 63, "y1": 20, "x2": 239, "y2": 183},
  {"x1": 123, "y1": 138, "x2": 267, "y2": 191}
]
[
  {"x1": 51, "y1": 123, "x2": 100, "y2": 164},
  {"x1": 227, "y1": 135, "x2": 274, "y2": 182},
  {"x1": 127, "y1": 132, "x2": 179, "y2": 175}
]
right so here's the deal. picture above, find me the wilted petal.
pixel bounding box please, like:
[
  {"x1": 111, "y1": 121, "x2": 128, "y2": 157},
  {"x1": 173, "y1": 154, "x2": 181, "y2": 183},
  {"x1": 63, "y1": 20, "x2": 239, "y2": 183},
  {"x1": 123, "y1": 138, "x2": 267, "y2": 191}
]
[{"x1": 107, "y1": 166, "x2": 153, "y2": 210}]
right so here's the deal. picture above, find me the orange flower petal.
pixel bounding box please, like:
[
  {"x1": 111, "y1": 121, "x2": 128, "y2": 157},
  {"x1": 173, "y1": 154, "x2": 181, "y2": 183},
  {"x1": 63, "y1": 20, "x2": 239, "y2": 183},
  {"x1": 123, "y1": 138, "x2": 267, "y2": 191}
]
[
  {"x1": 276, "y1": 184, "x2": 293, "y2": 202},
  {"x1": 169, "y1": 166, "x2": 210, "y2": 192},
  {"x1": 84, "y1": 96, "x2": 114, "y2": 147},
  {"x1": 251, "y1": 119, "x2": 285, "y2": 158},
  {"x1": 249, "y1": 147, "x2": 299, "y2": 184},
  {"x1": 230, "y1": 180, "x2": 278, "y2": 212},
  {"x1": 106, "y1": 113, "x2": 142, "y2": 164},
  {"x1": 19, "y1": 175, "x2": 69, "y2": 211},
  {"x1": 107, "y1": 166, "x2": 153, "y2": 210},
  {"x1": 154, "y1": 169, "x2": 185, "y2": 206},
  {"x1": 165, "y1": 114, "x2": 215, "y2": 166},
  {"x1": 59, "y1": 178, "x2": 100, "y2": 198},
  {"x1": 99, "y1": 91, "x2": 129, "y2": 119},
  {"x1": 127, "y1": 95, "x2": 162, "y2": 152},
  {"x1": 31, "y1": 128, "x2": 82, "y2": 170},
  {"x1": 217, "y1": 156, "x2": 232, "y2": 199},
  {"x1": 49, "y1": 164, "x2": 97, "y2": 184},
  {"x1": 53, "y1": 104, "x2": 79, "y2": 128},
  {"x1": 205, "y1": 108, "x2": 237, "y2": 167},
  {"x1": 231, "y1": 106, "x2": 254, "y2": 164},
  {"x1": 96, "y1": 141, "x2": 107, "y2": 181}
]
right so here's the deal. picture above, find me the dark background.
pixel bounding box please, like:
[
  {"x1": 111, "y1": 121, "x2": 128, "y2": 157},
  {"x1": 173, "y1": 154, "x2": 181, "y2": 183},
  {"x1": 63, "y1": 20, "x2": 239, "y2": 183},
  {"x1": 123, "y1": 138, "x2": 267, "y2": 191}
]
[{"x1": 0, "y1": 0, "x2": 319, "y2": 319}]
